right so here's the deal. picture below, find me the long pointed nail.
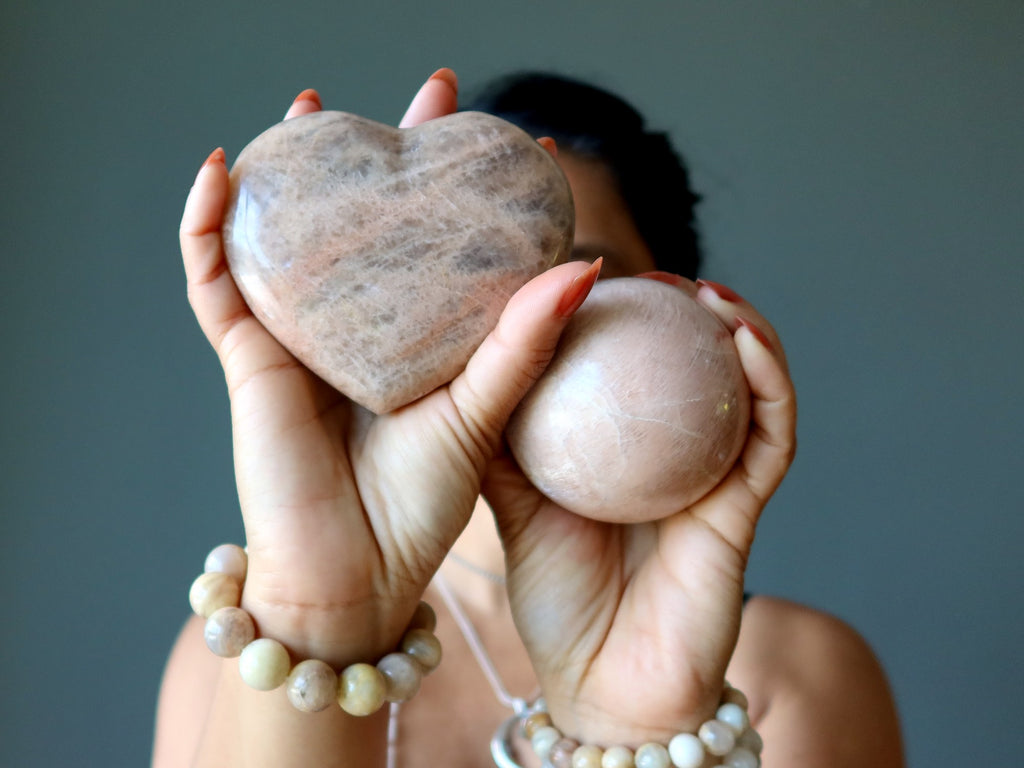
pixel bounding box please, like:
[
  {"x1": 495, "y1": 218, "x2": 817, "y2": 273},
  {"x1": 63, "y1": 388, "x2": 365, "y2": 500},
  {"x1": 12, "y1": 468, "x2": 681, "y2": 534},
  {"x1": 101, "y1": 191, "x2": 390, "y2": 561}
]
[
  {"x1": 200, "y1": 147, "x2": 225, "y2": 171},
  {"x1": 294, "y1": 88, "x2": 322, "y2": 109},
  {"x1": 736, "y1": 316, "x2": 772, "y2": 350},
  {"x1": 428, "y1": 68, "x2": 458, "y2": 90},
  {"x1": 556, "y1": 259, "x2": 602, "y2": 318},
  {"x1": 537, "y1": 136, "x2": 558, "y2": 158},
  {"x1": 696, "y1": 279, "x2": 743, "y2": 303}
]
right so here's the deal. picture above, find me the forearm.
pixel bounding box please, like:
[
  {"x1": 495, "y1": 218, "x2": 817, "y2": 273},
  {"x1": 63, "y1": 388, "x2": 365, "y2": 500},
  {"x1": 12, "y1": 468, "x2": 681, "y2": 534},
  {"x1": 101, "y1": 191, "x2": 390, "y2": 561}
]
[
  {"x1": 154, "y1": 617, "x2": 390, "y2": 768},
  {"x1": 194, "y1": 661, "x2": 389, "y2": 768}
]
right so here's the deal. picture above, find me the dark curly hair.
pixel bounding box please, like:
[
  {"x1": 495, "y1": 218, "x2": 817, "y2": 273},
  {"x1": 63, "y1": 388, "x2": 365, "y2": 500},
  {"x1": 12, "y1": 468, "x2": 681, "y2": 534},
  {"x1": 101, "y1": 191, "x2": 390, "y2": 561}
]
[{"x1": 463, "y1": 72, "x2": 702, "y2": 279}]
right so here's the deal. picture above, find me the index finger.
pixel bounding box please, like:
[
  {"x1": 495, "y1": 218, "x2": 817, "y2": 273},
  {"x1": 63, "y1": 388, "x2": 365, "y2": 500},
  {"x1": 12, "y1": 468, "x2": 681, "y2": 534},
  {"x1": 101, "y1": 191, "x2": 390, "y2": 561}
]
[{"x1": 399, "y1": 68, "x2": 459, "y2": 128}]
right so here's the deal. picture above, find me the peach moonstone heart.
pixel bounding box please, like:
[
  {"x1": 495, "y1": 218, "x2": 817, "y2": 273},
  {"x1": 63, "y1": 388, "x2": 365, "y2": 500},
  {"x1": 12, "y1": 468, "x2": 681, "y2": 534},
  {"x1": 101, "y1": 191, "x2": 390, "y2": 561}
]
[{"x1": 223, "y1": 110, "x2": 574, "y2": 413}]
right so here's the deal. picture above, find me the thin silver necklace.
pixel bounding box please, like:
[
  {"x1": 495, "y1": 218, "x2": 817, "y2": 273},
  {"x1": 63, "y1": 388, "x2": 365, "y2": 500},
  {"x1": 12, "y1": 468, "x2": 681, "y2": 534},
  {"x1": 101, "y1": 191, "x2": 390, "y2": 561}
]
[{"x1": 386, "y1": 571, "x2": 540, "y2": 768}]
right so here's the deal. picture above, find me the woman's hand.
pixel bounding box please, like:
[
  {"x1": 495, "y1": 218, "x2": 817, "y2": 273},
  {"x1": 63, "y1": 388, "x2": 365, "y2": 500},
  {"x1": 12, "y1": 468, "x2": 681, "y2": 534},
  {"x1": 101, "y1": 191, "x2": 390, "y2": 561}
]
[
  {"x1": 178, "y1": 69, "x2": 600, "y2": 668},
  {"x1": 483, "y1": 275, "x2": 797, "y2": 745}
]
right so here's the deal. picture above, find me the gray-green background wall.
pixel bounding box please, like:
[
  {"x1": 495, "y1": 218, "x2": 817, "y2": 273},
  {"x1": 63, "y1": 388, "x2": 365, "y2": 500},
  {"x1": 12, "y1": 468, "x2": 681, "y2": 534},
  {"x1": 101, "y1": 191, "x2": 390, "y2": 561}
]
[{"x1": 2, "y1": 1, "x2": 1021, "y2": 765}]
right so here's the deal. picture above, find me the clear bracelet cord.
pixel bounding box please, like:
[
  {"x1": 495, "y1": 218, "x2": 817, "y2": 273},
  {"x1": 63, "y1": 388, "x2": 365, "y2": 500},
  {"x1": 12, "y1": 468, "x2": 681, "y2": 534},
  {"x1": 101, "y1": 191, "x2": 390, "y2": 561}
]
[{"x1": 189, "y1": 544, "x2": 442, "y2": 714}]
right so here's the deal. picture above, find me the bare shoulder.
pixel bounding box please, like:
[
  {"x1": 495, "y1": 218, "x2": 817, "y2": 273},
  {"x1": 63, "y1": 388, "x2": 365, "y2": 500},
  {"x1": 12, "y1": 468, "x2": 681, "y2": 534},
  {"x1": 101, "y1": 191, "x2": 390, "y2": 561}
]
[
  {"x1": 153, "y1": 615, "x2": 223, "y2": 768},
  {"x1": 728, "y1": 595, "x2": 905, "y2": 768}
]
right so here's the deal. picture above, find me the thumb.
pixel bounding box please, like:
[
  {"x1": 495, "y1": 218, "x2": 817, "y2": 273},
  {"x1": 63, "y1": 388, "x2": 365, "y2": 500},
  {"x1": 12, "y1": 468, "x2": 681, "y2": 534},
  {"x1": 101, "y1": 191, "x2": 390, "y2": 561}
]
[{"x1": 448, "y1": 259, "x2": 601, "y2": 451}]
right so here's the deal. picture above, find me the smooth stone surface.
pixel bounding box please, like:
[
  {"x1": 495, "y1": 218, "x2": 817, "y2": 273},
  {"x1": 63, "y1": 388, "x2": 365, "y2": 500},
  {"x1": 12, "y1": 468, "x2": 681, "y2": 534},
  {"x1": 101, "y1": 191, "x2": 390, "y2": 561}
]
[
  {"x1": 238, "y1": 637, "x2": 292, "y2": 691},
  {"x1": 204, "y1": 606, "x2": 255, "y2": 657},
  {"x1": 338, "y1": 662, "x2": 387, "y2": 716},
  {"x1": 507, "y1": 278, "x2": 750, "y2": 522},
  {"x1": 188, "y1": 571, "x2": 242, "y2": 618},
  {"x1": 286, "y1": 659, "x2": 339, "y2": 713},
  {"x1": 224, "y1": 110, "x2": 574, "y2": 413}
]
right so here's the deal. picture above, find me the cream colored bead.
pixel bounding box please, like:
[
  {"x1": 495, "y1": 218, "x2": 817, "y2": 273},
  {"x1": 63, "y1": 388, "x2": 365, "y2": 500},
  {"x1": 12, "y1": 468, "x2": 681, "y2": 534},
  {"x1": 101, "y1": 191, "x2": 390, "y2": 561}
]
[
  {"x1": 698, "y1": 720, "x2": 736, "y2": 757},
  {"x1": 715, "y1": 703, "x2": 748, "y2": 735},
  {"x1": 338, "y1": 662, "x2": 387, "y2": 716},
  {"x1": 634, "y1": 742, "x2": 670, "y2": 768},
  {"x1": 549, "y1": 737, "x2": 580, "y2": 768},
  {"x1": 523, "y1": 711, "x2": 553, "y2": 739},
  {"x1": 401, "y1": 628, "x2": 442, "y2": 672},
  {"x1": 531, "y1": 725, "x2": 562, "y2": 760},
  {"x1": 667, "y1": 732, "x2": 705, "y2": 768},
  {"x1": 601, "y1": 745, "x2": 635, "y2": 768},
  {"x1": 286, "y1": 659, "x2": 339, "y2": 713},
  {"x1": 722, "y1": 746, "x2": 759, "y2": 768},
  {"x1": 238, "y1": 638, "x2": 291, "y2": 691},
  {"x1": 204, "y1": 543, "x2": 248, "y2": 580},
  {"x1": 377, "y1": 652, "x2": 423, "y2": 703},
  {"x1": 189, "y1": 572, "x2": 242, "y2": 618},
  {"x1": 204, "y1": 606, "x2": 255, "y2": 657},
  {"x1": 408, "y1": 601, "x2": 437, "y2": 632},
  {"x1": 572, "y1": 744, "x2": 603, "y2": 768}
]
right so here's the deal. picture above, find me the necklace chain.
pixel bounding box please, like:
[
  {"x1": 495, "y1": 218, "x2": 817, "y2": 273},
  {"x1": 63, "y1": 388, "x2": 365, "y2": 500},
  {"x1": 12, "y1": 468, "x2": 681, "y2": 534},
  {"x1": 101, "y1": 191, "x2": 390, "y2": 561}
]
[{"x1": 386, "y1": 571, "x2": 539, "y2": 768}]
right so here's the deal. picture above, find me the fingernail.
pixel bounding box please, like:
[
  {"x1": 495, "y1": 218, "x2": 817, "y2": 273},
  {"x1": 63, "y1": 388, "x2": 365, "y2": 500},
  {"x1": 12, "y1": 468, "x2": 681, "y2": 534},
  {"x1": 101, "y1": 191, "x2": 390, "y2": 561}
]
[
  {"x1": 537, "y1": 136, "x2": 558, "y2": 158},
  {"x1": 736, "y1": 316, "x2": 772, "y2": 350},
  {"x1": 557, "y1": 259, "x2": 602, "y2": 318},
  {"x1": 636, "y1": 271, "x2": 686, "y2": 286},
  {"x1": 428, "y1": 68, "x2": 458, "y2": 90},
  {"x1": 696, "y1": 279, "x2": 743, "y2": 303},
  {"x1": 200, "y1": 147, "x2": 225, "y2": 171},
  {"x1": 294, "y1": 88, "x2": 322, "y2": 109}
]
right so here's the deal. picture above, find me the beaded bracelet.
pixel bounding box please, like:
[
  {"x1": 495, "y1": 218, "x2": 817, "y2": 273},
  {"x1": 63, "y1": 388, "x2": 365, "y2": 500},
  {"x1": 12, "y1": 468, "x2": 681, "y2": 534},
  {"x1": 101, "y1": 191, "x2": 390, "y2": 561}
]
[
  {"x1": 521, "y1": 685, "x2": 763, "y2": 768},
  {"x1": 189, "y1": 543, "x2": 442, "y2": 714}
]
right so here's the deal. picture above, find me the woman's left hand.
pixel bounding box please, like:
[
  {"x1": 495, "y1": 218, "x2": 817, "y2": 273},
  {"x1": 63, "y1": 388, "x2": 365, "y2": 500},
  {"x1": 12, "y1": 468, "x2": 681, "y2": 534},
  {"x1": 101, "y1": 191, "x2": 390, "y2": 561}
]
[{"x1": 482, "y1": 276, "x2": 796, "y2": 745}]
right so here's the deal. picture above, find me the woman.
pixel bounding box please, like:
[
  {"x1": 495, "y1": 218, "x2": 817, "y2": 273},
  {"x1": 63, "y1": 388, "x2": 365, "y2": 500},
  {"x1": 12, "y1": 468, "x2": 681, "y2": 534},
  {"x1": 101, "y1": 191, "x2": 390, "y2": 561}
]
[{"x1": 155, "y1": 68, "x2": 903, "y2": 767}]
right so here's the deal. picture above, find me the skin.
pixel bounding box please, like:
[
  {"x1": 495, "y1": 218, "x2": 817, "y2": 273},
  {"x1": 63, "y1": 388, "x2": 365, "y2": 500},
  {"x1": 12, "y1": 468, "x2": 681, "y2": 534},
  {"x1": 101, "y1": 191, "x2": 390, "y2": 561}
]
[{"x1": 155, "y1": 69, "x2": 904, "y2": 767}]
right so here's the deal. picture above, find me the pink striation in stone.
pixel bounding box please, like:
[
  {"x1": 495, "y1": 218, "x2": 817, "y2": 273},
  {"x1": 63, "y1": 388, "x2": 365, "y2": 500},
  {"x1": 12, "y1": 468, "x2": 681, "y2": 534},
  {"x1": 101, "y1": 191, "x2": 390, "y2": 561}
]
[{"x1": 223, "y1": 110, "x2": 574, "y2": 413}]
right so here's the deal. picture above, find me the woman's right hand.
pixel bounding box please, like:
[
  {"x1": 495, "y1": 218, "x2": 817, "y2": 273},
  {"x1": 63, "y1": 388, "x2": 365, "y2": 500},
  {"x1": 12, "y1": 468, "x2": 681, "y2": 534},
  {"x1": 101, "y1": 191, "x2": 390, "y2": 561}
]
[{"x1": 178, "y1": 70, "x2": 600, "y2": 669}]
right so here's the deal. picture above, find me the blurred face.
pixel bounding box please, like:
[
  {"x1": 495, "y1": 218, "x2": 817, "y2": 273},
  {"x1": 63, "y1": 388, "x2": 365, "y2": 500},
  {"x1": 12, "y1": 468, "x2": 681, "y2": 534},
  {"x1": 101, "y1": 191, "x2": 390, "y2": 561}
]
[{"x1": 557, "y1": 152, "x2": 657, "y2": 278}]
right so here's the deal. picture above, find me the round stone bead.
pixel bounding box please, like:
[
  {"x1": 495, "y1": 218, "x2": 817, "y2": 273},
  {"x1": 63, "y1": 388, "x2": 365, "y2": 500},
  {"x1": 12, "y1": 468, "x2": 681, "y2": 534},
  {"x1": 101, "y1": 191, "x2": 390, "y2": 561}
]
[
  {"x1": 722, "y1": 746, "x2": 759, "y2": 768},
  {"x1": 548, "y1": 737, "x2": 580, "y2": 768},
  {"x1": 204, "y1": 606, "x2": 255, "y2": 657},
  {"x1": 204, "y1": 543, "x2": 248, "y2": 580},
  {"x1": 239, "y1": 638, "x2": 291, "y2": 691},
  {"x1": 720, "y1": 686, "x2": 748, "y2": 710},
  {"x1": 377, "y1": 652, "x2": 422, "y2": 703},
  {"x1": 570, "y1": 744, "x2": 602, "y2": 768},
  {"x1": 601, "y1": 745, "x2": 634, "y2": 768},
  {"x1": 523, "y1": 711, "x2": 553, "y2": 739},
  {"x1": 715, "y1": 703, "x2": 748, "y2": 735},
  {"x1": 698, "y1": 720, "x2": 736, "y2": 757},
  {"x1": 668, "y1": 732, "x2": 706, "y2": 768},
  {"x1": 530, "y1": 725, "x2": 562, "y2": 760},
  {"x1": 401, "y1": 628, "x2": 442, "y2": 672},
  {"x1": 735, "y1": 727, "x2": 763, "y2": 755},
  {"x1": 408, "y1": 601, "x2": 437, "y2": 632},
  {"x1": 286, "y1": 659, "x2": 339, "y2": 713},
  {"x1": 338, "y1": 662, "x2": 387, "y2": 716},
  {"x1": 635, "y1": 742, "x2": 670, "y2": 768},
  {"x1": 189, "y1": 572, "x2": 241, "y2": 618}
]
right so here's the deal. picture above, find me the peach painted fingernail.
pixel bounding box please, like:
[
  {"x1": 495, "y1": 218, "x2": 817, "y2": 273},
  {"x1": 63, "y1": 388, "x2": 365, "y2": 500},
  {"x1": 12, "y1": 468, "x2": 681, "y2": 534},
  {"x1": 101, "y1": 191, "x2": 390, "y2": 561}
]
[
  {"x1": 557, "y1": 259, "x2": 602, "y2": 318},
  {"x1": 736, "y1": 316, "x2": 772, "y2": 350},
  {"x1": 428, "y1": 68, "x2": 458, "y2": 89},
  {"x1": 200, "y1": 147, "x2": 225, "y2": 170},
  {"x1": 636, "y1": 271, "x2": 686, "y2": 286},
  {"x1": 294, "y1": 88, "x2": 322, "y2": 109},
  {"x1": 537, "y1": 136, "x2": 558, "y2": 157},
  {"x1": 696, "y1": 279, "x2": 743, "y2": 303}
]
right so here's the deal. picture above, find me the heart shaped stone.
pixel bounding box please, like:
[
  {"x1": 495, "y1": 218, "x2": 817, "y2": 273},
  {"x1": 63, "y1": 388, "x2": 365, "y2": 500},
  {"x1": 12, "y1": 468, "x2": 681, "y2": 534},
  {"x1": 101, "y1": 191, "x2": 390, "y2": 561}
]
[{"x1": 223, "y1": 110, "x2": 574, "y2": 413}]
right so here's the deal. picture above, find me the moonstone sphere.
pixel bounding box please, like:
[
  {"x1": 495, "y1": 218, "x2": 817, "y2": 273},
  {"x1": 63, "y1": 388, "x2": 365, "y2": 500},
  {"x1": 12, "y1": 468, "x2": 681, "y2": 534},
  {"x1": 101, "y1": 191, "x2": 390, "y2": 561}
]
[{"x1": 507, "y1": 278, "x2": 750, "y2": 522}]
